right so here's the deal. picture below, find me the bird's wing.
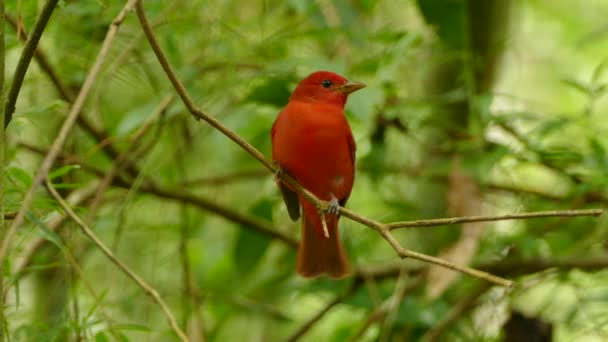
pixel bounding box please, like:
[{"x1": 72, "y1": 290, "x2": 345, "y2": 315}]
[
  {"x1": 339, "y1": 129, "x2": 357, "y2": 207},
  {"x1": 279, "y1": 180, "x2": 301, "y2": 221},
  {"x1": 271, "y1": 108, "x2": 301, "y2": 221}
]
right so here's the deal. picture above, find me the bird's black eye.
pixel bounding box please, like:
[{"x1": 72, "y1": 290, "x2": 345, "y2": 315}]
[{"x1": 322, "y1": 79, "x2": 332, "y2": 88}]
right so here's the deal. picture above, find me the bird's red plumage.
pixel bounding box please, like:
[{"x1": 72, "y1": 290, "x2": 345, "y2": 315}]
[{"x1": 271, "y1": 71, "x2": 363, "y2": 278}]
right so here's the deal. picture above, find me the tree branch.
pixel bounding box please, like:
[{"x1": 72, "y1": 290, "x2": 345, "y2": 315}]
[
  {"x1": 13, "y1": 180, "x2": 99, "y2": 279},
  {"x1": 45, "y1": 179, "x2": 188, "y2": 342},
  {"x1": 3, "y1": 0, "x2": 60, "y2": 127},
  {"x1": 0, "y1": 0, "x2": 6, "y2": 336},
  {"x1": 479, "y1": 256, "x2": 608, "y2": 276},
  {"x1": 387, "y1": 209, "x2": 603, "y2": 230}
]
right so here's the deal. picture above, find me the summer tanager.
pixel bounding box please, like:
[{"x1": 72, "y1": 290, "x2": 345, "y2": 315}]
[{"x1": 271, "y1": 71, "x2": 365, "y2": 278}]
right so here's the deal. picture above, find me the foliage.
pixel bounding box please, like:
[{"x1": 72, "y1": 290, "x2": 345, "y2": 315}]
[{"x1": 1, "y1": 0, "x2": 608, "y2": 341}]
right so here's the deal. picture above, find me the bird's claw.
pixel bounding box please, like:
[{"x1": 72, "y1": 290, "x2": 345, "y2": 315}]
[
  {"x1": 274, "y1": 165, "x2": 284, "y2": 182},
  {"x1": 327, "y1": 194, "x2": 340, "y2": 216}
]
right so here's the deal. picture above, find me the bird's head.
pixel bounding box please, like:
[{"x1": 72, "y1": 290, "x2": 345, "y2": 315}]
[{"x1": 290, "y1": 71, "x2": 365, "y2": 106}]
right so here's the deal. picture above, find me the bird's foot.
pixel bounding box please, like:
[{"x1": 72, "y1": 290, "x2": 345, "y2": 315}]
[
  {"x1": 327, "y1": 194, "x2": 340, "y2": 216},
  {"x1": 274, "y1": 165, "x2": 284, "y2": 182}
]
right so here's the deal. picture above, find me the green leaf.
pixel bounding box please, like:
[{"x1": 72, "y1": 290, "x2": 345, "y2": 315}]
[
  {"x1": 7, "y1": 167, "x2": 33, "y2": 188},
  {"x1": 49, "y1": 164, "x2": 81, "y2": 180},
  {"x1": 234, "y1": 199, "x2": 274, "y2": 274},
  {"x1": 94, "y1": 332, "x2": 109, "y2": 342},
  {"x1": 535, "y1": 117, "x2": 570, "y2": 137},
  {"x1": 25, "y1": 212, "x2": 65, "y2": 249},
  {"x1": 561, "y1": 78, "x2": 592, "y2": 96},
  {"x1": 17, "y1": 100, "x2": 66, "y2": 118},
  {"x1": 85, "y1": 289, "x2": 109, "y2": 322}
]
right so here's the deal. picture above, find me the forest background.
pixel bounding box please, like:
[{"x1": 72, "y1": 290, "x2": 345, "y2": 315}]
[{"x1": 1, "y1": 0, "x2": 608, "y2": 341}]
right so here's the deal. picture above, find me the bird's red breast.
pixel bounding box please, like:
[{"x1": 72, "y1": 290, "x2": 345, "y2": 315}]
[{"x1": 271, "y1": 71, "x2": 365, "y2": 278}]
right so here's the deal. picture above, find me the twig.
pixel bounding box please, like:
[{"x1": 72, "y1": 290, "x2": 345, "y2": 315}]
[
  {"x1": 0, "y1": 0, "x2": 138, "y2": 266},
  {"x1": 134, "y1": 0, "x2": 274, "y2": 172},
  {"x1": 349, "y1": 277, "x2": 423, "y2": 341},
  {"x1": 3, "y1": 0, "x2": 60, "y2": 127},
  {"x1": 86, "y1": 94, "x2": 174, "y2": 222},
  {"x1": 2, "y1": 213, "x2": 15, "y2": 220},
  {"x1": 286, "y1": 281, "x2": 361, "y2": 342},
  {"x1": 319, "y1": 210, "x2": 330, "y2": 238},
  {"x1": 340, "y1": 206, "x2": 514, "y2": 287},
  {"x1": 4, "y1": 13, "x2": 71, "y2": 101},
  {"x1": 479, "y1": 256, "x2": 608, "y2": 276},
  {"x1": 379, "y1": 265, "x2": 410, "y2": 341},
  {"x1": 45, "y1": 179, "x2": 189, "y2": 342},
  {"x1": 60, "y1": 239, "x2": 123, "y2": 340},
  {"x1": 387, "y1": 209, "x2": 603, "y2": 230},
  {"x1": 421, "y1": 282, "x2": 492, "y2": 342},
  {"x1": 13, "y1": 180, "x2": 98, "y2": 279},
  {"x1": 177, "y1": 168, "x2": 267, "y2": 187},
  {"x1": 0, "y1": 0, "x2": 6, "y2": 337},
  {"x1": 142, "y1": 183, "x2": 299, "y2": 247}
]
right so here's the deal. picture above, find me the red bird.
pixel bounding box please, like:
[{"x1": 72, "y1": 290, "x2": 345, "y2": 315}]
[{"x1": 271, "y1": 71, "x2": 365, "y2": 278}]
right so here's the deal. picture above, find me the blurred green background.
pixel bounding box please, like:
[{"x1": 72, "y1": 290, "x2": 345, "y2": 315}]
[{"x1": 2, "y1": 0, "x2": 608, "y2": 341}]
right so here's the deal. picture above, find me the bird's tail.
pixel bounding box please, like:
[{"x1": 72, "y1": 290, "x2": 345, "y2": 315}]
[{"x1": 296, "y1": 201, "x2": 350, "y2": 278}]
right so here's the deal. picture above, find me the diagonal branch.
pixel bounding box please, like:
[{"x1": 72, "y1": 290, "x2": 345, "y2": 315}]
[
  {"x1": 44, "y1": 179, "x2": 188, "y2": 342},
  {"x1": 0, "y1": 0, "x2": 138, "y2": 268},
  {"x1": 286, "y1": 281, "x2": 362, "y2": 342},
  {"x1": 421, "y1": 282, "x2": 492, "y2": 342},
  {"x1": 3, "y1": 0, "x2": 60, "y2": 127}
]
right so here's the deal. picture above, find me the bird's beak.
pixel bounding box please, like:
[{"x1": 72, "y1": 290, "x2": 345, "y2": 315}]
[{"x1": 337, "y1": 81, "x2": 366, "y2": 94}]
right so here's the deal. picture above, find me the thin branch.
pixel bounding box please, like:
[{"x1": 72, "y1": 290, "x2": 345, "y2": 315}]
[
  {"x1": 0, "y1": 0, "x2": 138, "y2": 266},
  {"x1": 86, "y1": 94, "x2": 174, "y2": 222},
  {"x1": 387, "y1": 209, "x2": 603, "y2": 230},
  {"x1": 134, "y1": 0, "x2": 274, "y2": 172},
  {"x1": 349, "y1": 277, "x2": 423, "y2": 341},
  {"x1": 340, "y1": 205, "x2": 514, "y2": 287},
  {"x1": 45, "y1": 179, "x2": 189, "y2": 342},
  {"x1": 13, "y1": 180, "x2": 99, "y2": 279},
  {"x1": 0, "y1": 0, "x2": 6, "y2": 337},
  {"x1": 286, "y1": 281, "x2": 362, "y2": 342},
  {"x1": 177, "y1": 168, "x2": 267, "y2": 187},
  {"x1": 4, "y1": 13, "x2": 72, "y2": 101},
  {"x1": 142, "y1": 183, "x2": 299, "y2": 247},
  {"x1": 3, "y1": 0, "x2": 60, "y2": 127},
  {"x1": 60, "y1": 239, "x2": 123, "y2": 340},
  {"x1": 421, "y1": 282, "x2": 492, "y2": 342},
  {"x1": 379, "y1": 265, "x2": 410, "y2": 341},
  {"x1": 479, "y1": 256, "x2": 608, "y2": 276}
]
